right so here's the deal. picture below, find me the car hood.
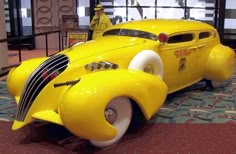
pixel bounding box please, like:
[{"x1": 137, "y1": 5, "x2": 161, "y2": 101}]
[{"x1": 62, "y1": 36, "x2": 148, "y2": 63}]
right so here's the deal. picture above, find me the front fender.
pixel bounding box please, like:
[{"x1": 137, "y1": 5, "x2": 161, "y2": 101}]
[
  {"x1": 59, "y1": 69, "x2": 168, "y2": 141},
  {"x1": 7, "y1": 58, "x2": 48, "y2": 103}
]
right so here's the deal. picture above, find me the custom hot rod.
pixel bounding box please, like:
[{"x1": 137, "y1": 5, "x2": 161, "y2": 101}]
[{"x1": 7, "y1": 19, "x2": 235, "y2": 147}]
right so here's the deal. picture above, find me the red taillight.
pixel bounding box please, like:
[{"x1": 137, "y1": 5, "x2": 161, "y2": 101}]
[
  {"x1": 159, "y1": 33, "x2": 168, "y2": 44},
  {"x1": 41, "y1": 69, "x2": 58, "y2": 81},
  {"x1": 41, "y1": 70, "x2": 49, "y2": 80},
  {"x1": 50, "y1": 72, "x2": 58, "y2": 80}
]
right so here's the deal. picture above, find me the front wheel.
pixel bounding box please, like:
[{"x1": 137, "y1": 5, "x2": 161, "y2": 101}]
[{"x1": 90, "y1": 97, "x2": 132, "y2": 147}]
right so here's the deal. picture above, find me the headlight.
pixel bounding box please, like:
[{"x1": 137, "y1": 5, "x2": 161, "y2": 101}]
[{"x1": 85, "y1": 61, "x2": 119, "y2": 71}]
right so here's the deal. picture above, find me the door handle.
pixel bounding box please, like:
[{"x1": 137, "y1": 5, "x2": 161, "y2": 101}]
[{"x1": 198, "y1": 44, "x2": 206, "y2": 48}]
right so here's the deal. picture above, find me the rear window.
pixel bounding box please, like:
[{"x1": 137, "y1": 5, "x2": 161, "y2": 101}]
[
  {"x1": 199, "y1": 32, "x2": 211, "y2": 39},
  {"x1": 168, "y1": 34, "x2": 194, "y2": 44},
  {"x1": 103, "y1": 29, "x2": 158, "y2": 41}
]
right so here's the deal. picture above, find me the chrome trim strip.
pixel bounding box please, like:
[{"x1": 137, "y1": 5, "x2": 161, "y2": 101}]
[{"x1": 16, "y1": 54, "x2": 69, "y2": 121}]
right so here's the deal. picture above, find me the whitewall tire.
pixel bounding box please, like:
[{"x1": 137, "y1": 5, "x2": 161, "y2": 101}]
[
  {"x1": 90, "y1": 97, "x2": 132, "y2": 147},
  {"x1": 209, "y1": 80, "x2": 224, "y2": 88},
  {"x1": 128, "y1": 50, "x2": 164, "y2": 78}
]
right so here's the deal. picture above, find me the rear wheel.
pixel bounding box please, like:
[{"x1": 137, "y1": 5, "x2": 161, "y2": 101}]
[
  {"x1": 206, "y1": 80, "x2": 224, "y2": 89},
  {"x1": 90, "y1": 97, "x2": 132, "y2": 147}
]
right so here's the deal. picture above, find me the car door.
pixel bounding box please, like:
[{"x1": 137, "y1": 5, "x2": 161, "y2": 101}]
[
  {"x1": 196, "y1": 30, "x2": 218, "y2": 69},
  {"x1": 158, "y1": 31, "x2": 201, "y2": 93}
]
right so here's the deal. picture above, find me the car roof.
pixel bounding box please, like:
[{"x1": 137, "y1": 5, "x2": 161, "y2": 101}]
[{"x1": 108, "y1": 19, "x2": 215, "y2": 35}]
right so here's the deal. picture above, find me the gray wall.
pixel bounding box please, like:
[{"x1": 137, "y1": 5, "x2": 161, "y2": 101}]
[{"x1": 0, "y1": 0, "x2": 8, "y2": 68}]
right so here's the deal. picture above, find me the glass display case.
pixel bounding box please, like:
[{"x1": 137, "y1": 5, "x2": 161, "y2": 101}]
[
  {"x1": 77, "y1": 0, "x2": 90, "y2": 27},
  {"x1": 21, "y1": 0, "x2": 32, "y2": 35},
  {"x1": 224, "y1": 0, "x2": 236, "y2": 39},
  {"x1": 4, "y1": 0, "x2": 11, "y2": 36}
]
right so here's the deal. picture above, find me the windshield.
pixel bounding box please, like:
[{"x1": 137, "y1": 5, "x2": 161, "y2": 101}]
[{"x1": 103, "y1": 29, "x2": 158, "y2": 41}]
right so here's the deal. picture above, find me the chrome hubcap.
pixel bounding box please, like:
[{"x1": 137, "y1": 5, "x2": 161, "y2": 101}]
[
  {"x1": 144, "y1": 64, "x2": 154, "y2": 74},
  {"x1": 105, "y1": 108, "x2": 117, "y2": 124}
]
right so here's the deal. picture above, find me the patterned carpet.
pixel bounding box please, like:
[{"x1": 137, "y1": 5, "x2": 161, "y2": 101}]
[
  {"x1": 0, "y1": 80, "x2": 16, "y2": 122},
  {"x1": 0, "y1": 71, "x2": 236, "y2": 153},
  {"x1": 151, "y1": 79, "x2": 236, "y2": 124}
]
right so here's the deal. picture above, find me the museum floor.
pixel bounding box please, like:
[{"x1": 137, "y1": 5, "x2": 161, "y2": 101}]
[{"x1": 0, "y1": 50, "x2": 235, "y2": 153}]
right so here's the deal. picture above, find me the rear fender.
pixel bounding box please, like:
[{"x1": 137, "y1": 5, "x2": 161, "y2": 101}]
[{"x1": 204, "y1": 45, "x2": 235, "y2": 81}]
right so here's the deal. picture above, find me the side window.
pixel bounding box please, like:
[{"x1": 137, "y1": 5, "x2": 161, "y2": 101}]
[
  {"x1": 168, "y1": 34, "x2": 193, "y2": 44},
  {"x1": 199, "y1": 32, "x2": 211, "y2": 39},
  {"x1": 103, "y1": 29, "x2": 120, "y2": 36}
]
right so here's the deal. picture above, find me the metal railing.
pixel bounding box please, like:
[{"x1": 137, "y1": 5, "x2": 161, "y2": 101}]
[{"x1": 0, "y1": 30, "x2": 62, "y2": 77}]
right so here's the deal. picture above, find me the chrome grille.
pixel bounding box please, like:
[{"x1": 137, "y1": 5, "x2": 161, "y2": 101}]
[{"x1": 16, "y1": 54, "x2": 69, "y2": 121}]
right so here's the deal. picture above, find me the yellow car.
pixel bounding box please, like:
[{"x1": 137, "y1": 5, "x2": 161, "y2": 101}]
[{"x1": 7, "y1": 19, "x2": 235, "y2": 147}]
